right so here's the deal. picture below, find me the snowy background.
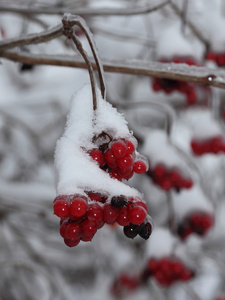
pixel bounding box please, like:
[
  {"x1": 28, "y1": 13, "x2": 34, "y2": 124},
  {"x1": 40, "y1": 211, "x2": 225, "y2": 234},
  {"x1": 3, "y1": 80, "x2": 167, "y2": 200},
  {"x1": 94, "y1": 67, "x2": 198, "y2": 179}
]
[{"x1": 1, "y1": 0, "x2": 225, "y2": 299}]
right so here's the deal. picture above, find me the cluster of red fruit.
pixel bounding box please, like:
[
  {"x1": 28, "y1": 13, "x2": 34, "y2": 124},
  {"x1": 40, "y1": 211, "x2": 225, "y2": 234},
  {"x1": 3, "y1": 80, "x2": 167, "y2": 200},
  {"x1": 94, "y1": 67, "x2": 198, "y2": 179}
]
[
  {"x1": 142, "y1": 257, "x2": 194, "y2": 287},
  {"x1": 191, "y1": 136, "x2": 225, "y2": 155},
  {"x1": 147, "y1": 164, "x2": 193, "y2": 191},
  {"x1": 152, "y1": 57, "x2": 197, "y2": 105},
  {"x1": 206, "y1": 51, "x2": 225, "y2": 67},
  {"x1": 88, "y1": 138, "x2": 148, "y2": 181},
  {"x1": 53, "y1": 193, "x2": 152, "y2": 247},
  {"x1": 215, "y1": 297, "x2": 225, "y2": 300},
  {"x1": 177, "y1": 212, "x2": 214, "y2": 240},
  {"x1": 111, "y1": 273, "x2": 140, "y2": 297}
]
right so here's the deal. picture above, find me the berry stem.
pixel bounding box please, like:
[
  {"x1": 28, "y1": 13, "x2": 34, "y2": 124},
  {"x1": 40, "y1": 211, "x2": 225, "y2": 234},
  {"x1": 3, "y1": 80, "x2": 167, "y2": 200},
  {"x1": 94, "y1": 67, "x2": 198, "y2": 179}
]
[{"x1": 62, "y1": 15, "x2": 98, "y2": 111}]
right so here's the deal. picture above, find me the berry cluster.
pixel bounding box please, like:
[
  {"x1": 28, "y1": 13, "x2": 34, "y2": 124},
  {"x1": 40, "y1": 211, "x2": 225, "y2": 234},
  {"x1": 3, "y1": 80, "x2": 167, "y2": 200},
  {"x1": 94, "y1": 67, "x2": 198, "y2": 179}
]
[
  {"x1": 88, "y1": 137, "x2": 148, "y2": 181},
  {"x1": 142, "y1": 257, "x2": 194, "y2": 287},
  {"x1": 177, "y1": 212, "x2": 214, "y2": 240},
  {"x1": 111, "y1": 273, "x2": 140, "y2": 297},
  {"x1": 215, "y1": 297, "x2": 225, "y2": 300},
  {"x1": 191, "y1": 136, "x2": 225, "y2": 155},
  {"x1": 206, "y1": 51, "x2": 225, "y2": 67},
  {"x1": 147, "y1": 164, "x2": 193, "y2": 191},
  {"x1": 53, "y1": 194, "x2": 152, "y2": 247},
  {"x1": 152, "y1": 57, "x2": 198, "y2": 105}
]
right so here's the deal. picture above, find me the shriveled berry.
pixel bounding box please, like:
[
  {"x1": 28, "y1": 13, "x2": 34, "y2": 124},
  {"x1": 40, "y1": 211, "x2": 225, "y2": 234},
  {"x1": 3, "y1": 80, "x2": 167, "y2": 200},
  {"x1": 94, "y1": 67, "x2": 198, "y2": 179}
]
[
  {"x1": 88, "y1": 192, "x2": 102, "y2": 203},
  {"x1": 138, "y1": 222, "x2": 152, "y2": 240},
  {"x1": 111, "y1": 195, "x2": 127, "y2": 208},
  {"x1": 123, "y1": 224, "x2": 138, "y2": 239}
]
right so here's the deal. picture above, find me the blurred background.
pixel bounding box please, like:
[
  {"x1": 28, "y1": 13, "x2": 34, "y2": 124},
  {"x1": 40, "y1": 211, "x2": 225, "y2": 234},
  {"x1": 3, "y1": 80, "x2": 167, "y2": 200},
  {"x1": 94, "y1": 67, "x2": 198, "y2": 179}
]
[{"x1": 1, "y1": 0, "x2": 225, "y2": 299}]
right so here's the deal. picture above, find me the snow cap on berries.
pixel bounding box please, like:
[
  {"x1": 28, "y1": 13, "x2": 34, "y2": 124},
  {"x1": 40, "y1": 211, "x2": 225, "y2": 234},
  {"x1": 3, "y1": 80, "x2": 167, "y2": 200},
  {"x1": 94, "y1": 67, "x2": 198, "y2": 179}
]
[{"x1": 55, "y1": 84, "x2": 142, "y2": 198}]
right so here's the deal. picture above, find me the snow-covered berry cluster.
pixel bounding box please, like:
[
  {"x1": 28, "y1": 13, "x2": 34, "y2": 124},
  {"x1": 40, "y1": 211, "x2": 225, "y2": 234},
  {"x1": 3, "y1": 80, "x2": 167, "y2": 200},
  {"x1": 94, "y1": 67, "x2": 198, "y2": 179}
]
[
  {"x1": 147, "y1": 164, "x2": 193, "y2": 191},
  {"x1": 54, "y1": 85, "x2": 153, "y2": 247},
  {"x1": 191, "y1": 136, "x2": 225, "y2": 155},
  {"x1": 177, "y1": 212, "x2": 214, "y2": 240},
  {"x1": 88, "y1": 136, "x2": 148, "y2": 181},
  {"x1": 152, "y1": 57, "x2": 198, "y2": 105},
  {"x1": 142, "y1": 257, "x2": 194, "y2": 287},
  {"x1": 206, "y1": 51, "x2": 225, "y2": 67},
  {"x1": 111, "y1": 273, "x2": 140, "y2": 297}
]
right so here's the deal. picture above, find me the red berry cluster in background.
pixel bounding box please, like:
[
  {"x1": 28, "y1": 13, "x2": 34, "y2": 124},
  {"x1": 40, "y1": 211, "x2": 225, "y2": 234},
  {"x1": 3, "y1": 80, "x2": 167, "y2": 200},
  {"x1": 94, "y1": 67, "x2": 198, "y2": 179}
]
[
  {"x1": 142, "y1": 257, "x2": 194, "y2": 287},
  {"x1": 53, "y1": 194, "x2": 152, "y2": 247},
  {"x1": 88, "y1": 137, "x2": 148, "y2": 181},
  {"x1": 215, "y1": 297, "x2": 225, "y2": 300},
  {"x1": 111, "y1": 273, "x2": 140, "y2": 297},
  {"x1": 191, "y1": 136, "x2": 225, "y2": 155},
  {"x1": 206, "y1": 51, "x2": 225, "y2": 67},
  {"x1": 152, "y1": 57, "x2": 198, "y2": 105},
  {"x1": 177, "y1": 212, "x2": 214, "y2": 240},
  {"x1": 147, "y1": 163, "x2": 193, "y2": 191}
]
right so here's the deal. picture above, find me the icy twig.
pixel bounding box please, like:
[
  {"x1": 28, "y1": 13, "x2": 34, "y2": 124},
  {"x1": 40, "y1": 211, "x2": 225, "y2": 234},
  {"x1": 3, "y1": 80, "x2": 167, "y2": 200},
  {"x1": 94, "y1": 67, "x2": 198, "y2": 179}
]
[
  {"x1": 1, "y1": 50, "x2": 225, "y2": 89},
  {"x1": 169, "y1": 0, "x2": 209, "y2": 52},
  {"x1": 62, "y1": 15, "x2": 97, "y2": 111},
  {"x1": 0, "y1": 24, "x2": 62, "y2": 52},
  {"x1": 65, "y1": 14, "x2": 106, "y2": 100},
  {"x1": 0, "y1": 0, "x2": 170, "y2": 16}
]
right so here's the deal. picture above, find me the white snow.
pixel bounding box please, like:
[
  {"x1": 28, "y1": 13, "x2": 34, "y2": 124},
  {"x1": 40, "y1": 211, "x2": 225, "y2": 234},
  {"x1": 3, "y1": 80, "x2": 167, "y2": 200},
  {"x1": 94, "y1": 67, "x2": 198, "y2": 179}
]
[
  {"x1": 55, "y1": 84, "x2": 142, "y2": 199},
  {"x1": 172, "y1": 185, "x2": 214, "y2": 222}
]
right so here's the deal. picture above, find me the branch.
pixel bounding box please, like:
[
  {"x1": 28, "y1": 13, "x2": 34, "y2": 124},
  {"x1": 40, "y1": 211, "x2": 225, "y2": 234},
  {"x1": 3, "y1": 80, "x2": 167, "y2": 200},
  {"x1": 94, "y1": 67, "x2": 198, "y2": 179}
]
[
  {"x1": 1, "y1": 50, "x2": 225, "y2": 89},
  {"x1": 0, "y1": 0, "x2": 170, "y2": 16},
  {"x1": 0, "y1": 24, "x2": 63, "y2": 52},
  {"x1": 169, "y1": 0, "x2": 209, "y2": 52}
]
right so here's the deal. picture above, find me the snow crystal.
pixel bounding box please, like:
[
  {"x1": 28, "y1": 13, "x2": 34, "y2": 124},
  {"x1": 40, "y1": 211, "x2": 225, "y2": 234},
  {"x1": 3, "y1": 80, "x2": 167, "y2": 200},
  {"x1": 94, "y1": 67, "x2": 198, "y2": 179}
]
[{"x1": 55, "y1": 84, "x2": 142, "y2": 198}]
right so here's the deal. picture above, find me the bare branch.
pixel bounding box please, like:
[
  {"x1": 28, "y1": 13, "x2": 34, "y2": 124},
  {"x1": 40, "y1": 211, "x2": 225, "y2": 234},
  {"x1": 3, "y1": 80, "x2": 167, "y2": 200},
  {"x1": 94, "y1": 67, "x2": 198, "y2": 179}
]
[
  {"x1": 0, "y1": 0, "x2": 170, "y2": 16},
  {"x1": 0, "y1": 24, "x2": 63, "y2": 52},
  {"x1": 169, "y1": 0, "x2": 209, "y2": 52},
  {"x1": 1, "y1": 50, "x2": 225, "y2": 89}
]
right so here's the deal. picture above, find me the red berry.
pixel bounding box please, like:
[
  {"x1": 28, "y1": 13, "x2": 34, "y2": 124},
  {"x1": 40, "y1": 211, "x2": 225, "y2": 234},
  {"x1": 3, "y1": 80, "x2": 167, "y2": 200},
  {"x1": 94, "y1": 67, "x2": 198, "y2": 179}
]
[
  {"x1": 88, "y1": 192, "x2": 102, "y2": 203},
  {"x1": 86, "y1": 203, "x2": 103, "y2": 224},
  {"x1": 128, "y1": 206, "x2": 147, "y2": 225},
  {"x1": 109, "y1": 169, "x2": 123, "y2": 181},
  {"x1": 153, "y1": 164, "x2": 166, "y2": 179},
  {"x1": 59, "y1": 221, "x2": 70, "y2": 238},
  {"x1": 66, "y1": 223, "x2": 82, "y2": 240},
  {"x1": 54, "y1": 200, "x2": 70, "y2": 218},
  {"x1": 133, "y1": 160, "x2": 148, "y2": 174},
  {"x1": 111, "y1": 140, "x2": 127, "y2": 158},
  {"x1": 80, "y1": 234, "x2": 94, "y2": 242},
  {"x1": 70, "y1": 197, "x2": 88, "y2": 218},
  {"x1": 103, "y1": 203, "x2": 119, "y2": 224},
  {"x1": 64, "y1": 238, "x2": 80, "y2": 247},
  {"x1": 89, "y1": 148, "x2": 105, "y2": 167},
  {"x1": 148, "y1": 259, "x2": 158, "y2": 273},
  {"x1": 116, "y1": 206, "x2": 130, "y2": 226},
  {"x1": 125, "y1": 140, "x2": 136, "y2": 154},
  {"x1": 104, "y1": 149, "x2": 116, "y2": 163},
  {"x1": 81, "y1": 219, "x2": 97, "y2": 237},
  {"x1": 117, "y1": 155, "x2": 133, "y2": 170}
]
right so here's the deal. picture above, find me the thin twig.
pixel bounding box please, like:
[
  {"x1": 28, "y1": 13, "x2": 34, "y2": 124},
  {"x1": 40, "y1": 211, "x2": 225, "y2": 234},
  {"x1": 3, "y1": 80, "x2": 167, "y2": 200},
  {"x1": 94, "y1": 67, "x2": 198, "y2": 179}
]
[
  {"x1": 67, "y1": 14, "x2": 106, "y2": 99},
  {"x1": 0, "y1": 0, "x2": 170, "y2": 16},
  {"x1": 62, "y1": 15, "x2": 97, "y2": 111},
  {"x1": 169, "y1": 0, "x2": 209, "y2": 52},
  {"x1": 0, "y1": 24, "x2": 63, "y2": 52},
  {"x1": 1, "y1": 51, "x2": 225, "y2": 89}
]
